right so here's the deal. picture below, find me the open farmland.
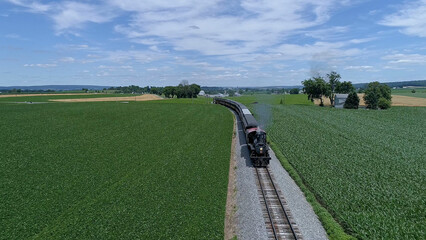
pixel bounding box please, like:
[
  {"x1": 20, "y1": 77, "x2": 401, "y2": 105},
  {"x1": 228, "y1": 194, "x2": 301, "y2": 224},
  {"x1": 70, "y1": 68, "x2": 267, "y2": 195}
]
[
  {"x1": 254, "y1": 102, "x2": 425, "y2": 239},
  {"x1": 0, "y1": 93, "x2": 137, "y2": 103},
  {"x1": 0, "y1": 100, "x2": 233, "y2": 239},
  {"x1": 391, "y1": 88, "x2": 426, "y2": 98}
]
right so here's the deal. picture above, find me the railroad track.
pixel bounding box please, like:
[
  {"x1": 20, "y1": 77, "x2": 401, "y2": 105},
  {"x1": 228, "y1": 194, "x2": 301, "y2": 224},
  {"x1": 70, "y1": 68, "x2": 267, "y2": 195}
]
[{"x1": 255, "y1": 167, "x2": 303, "y2": 240}]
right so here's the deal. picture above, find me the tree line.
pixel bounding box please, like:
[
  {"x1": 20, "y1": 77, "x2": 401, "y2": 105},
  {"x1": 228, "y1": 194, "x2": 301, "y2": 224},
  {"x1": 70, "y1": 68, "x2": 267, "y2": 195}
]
[
  {"x1": 106, "y1": 81, "x2": 201, "y2": 98},
  {"x1": 302, "y1": 71, "x2": 391, "y2": 109},
  {"x1": 163, "y1": 81, "x2": 201, "y2": 98}
]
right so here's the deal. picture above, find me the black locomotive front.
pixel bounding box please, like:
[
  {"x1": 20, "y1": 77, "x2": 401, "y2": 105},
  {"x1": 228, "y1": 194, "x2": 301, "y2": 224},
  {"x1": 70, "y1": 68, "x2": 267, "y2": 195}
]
[
  {"x1": 214, "y1": 97, "x2": 271, "y2": 167},
  {"x1": 246, "y1": 128, "x2": 271, "y2": 167}
]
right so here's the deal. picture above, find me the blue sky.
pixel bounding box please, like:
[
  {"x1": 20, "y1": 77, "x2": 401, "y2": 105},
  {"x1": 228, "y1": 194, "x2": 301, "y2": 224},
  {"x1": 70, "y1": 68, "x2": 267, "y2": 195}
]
[{"x1": 1, "y1": 0, "x2": 426, "y2": 87}]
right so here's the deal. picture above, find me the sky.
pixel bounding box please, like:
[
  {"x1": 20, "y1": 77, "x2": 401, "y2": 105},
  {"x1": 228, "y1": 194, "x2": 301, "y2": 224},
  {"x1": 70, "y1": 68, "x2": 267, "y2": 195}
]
[{"x1": 1, "y1": 0, "x2": 426, "y2": 87}]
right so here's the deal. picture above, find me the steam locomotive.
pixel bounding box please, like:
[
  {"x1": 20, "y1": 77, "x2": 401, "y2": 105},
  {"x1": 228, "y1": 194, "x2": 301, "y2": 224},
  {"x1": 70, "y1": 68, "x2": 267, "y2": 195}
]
[{"x1": 214, "y1": 98, "x2": 271, "y2": 167}]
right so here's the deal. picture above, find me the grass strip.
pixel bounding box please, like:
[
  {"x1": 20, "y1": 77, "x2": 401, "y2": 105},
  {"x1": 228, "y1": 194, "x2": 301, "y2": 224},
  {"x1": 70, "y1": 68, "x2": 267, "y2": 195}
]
[{"x1": 269, "y1": 141, "x2": 356, "y2": 240}]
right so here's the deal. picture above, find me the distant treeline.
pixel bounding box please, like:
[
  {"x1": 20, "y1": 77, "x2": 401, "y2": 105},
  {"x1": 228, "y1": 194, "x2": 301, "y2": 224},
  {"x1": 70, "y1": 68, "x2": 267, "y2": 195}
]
[
  {"x1": 107, "y1": 82, "x2": 201, "y2": 98},
  {"x1": 0, "y1": 88, "x2": 56, "y2": 94},
  {"x1": 354, "y1": 80, "x2": 426, "y2": 89},
  {"x1": 201, "y1": 87, "x2": 300, "y2": 95},
  {"x1": 105, "y1": 85, "x2": 163, "y2": 94}
]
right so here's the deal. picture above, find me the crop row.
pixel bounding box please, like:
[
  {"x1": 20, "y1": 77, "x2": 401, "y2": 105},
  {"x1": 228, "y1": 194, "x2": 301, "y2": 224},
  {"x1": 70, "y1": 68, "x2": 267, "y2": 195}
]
[
  {"x1": 0, "y1": 101, "x2": 233, "y2": 239},
  {"x1": 265, "y1": 105, "x2": 425, "y2": 239}
]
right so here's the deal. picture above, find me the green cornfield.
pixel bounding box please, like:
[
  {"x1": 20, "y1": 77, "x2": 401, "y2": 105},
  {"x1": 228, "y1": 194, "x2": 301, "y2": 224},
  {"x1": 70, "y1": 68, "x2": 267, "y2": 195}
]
[
  {"x1": 266, "y1": 104, "x2": 425, "y2": 239},
  {"x1": 0, "y1": 100, "x2": 233, "y2": 239}
]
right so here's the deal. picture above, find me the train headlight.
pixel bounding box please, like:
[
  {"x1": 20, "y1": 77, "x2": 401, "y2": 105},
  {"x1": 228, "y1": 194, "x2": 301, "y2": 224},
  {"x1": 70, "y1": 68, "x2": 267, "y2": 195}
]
[{"x1": 260, "y1": 147, "x2": 263, "y2": 153}]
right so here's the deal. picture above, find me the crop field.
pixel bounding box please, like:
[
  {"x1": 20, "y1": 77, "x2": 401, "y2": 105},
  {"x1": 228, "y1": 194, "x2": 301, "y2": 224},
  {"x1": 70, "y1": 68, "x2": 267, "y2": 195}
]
[
  {"x1": 251, "y1": 103, "x2": 425, "y2": 239},
  {"x1": 391, "y1": 88, "x2": 426, "y2": 98},
  {"x1": 0, "y1": 93, "x2": 136, "y2": 103},
  {"x1": 0, "y1": 100, "x2": 233, "y2": 239},
  {"x1": 230, "y1": 94, "x2": 313, "y2": 106}
]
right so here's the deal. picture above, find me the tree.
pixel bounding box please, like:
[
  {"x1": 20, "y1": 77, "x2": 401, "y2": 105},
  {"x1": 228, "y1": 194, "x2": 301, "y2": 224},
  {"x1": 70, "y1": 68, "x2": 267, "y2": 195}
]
[
  {"x1": 363, "y1": 82, "x2": 392, "y2": 109},
  {"x1": 189, "y1": 84, "x2": 201, "y2": 98},
  {"x1": 290, "y1": 88, "x2": 299, "y2": 94},
  {"x1": 302, "y1": 77, "x2": 329, "y2": 106},
  {"x1": 412, "y1": 89, "x2": 416, "y2": 93},
  {"x1": 163, "y1": 86, "x2": 176, "y2": 98},
  {"x1": 336, "y1": 81, "x2": 355, "y2": 94},
  {"x1": 228, "y1": 89, "x2": 236, "y2": 97},
  {"x1": 378, "y1": 97, "x2": 391, "y2": 109},
  {"x1": 344, "y1": 92, "x2": 360, "y2": 109},
  {"x1": 326, "y1": 71, "x2": 341, "y2": 105}
]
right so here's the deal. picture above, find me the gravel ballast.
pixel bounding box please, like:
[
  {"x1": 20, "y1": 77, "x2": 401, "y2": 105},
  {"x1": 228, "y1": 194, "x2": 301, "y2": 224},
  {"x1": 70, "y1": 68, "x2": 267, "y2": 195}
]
[{"x1": 233, "y1": 111, "x2": 328, "y2": 240}]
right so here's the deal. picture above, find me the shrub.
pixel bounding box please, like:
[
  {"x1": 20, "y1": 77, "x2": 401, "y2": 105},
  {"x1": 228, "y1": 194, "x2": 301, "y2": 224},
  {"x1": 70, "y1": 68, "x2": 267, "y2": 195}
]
[
  {"x1": 378, "y1": 97, "x2": 391, "y2": 109},
  {"x1": 344, "y1": 92, "x2": 359, "y2": 109},
  {"x1": 290, "y1": 88, "x2": 300, "y2": 94},
  {"x1": 363, "y1": 82, "x2": 391, "y2": 109}
]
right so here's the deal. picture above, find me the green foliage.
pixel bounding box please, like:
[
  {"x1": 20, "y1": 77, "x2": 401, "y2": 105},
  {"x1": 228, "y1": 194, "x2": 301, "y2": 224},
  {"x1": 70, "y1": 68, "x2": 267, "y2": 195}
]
[
  {"x1": 228, "y1": 89, "x2": 236, "y2": 97},
  {"x1": 343, "y1": 92, "x2": 360, "y2": 109},
  {"x1": 173, "y1": 83, "x2": 201, "y2": 98},
  {"x1": 228, "y1": 94, "x2": 313, "y2": 106},
  {"x1": 336, "y1": 81, "x2": 355, "y2": 94},
  {"x1": 392, "y1": 87, "x2": 426, "y2": 98},
  {"x1": 289, "y1": 88, "x2": 299, "y2": 94},
  {"x1": 302, "y1": 77, "x2": 329, "y2": 106},
  {"x1": 303, "y1": 71, "x2": 354, "y2": 106},
  {"x1": 326, "y1": 71, "x2": 341, "y2": 94},
  {"x1": 263, "y1": 105, "x2": 425, "y2": 239},
  {"x1": 0, "y1": 101, "x2": 233, "y2": 239},
  {"x1": 0, "y1": 94, "x2": 136, "y2": 103},
  {"x1": 163, "y1": 86, "x2": 176, "y2": 98},
  {"x1": 378, "y1": 97, "x2": 391, "y2": 109},
  {"x1": 108, "y1": 85, "x2": 153, "y2": 94},
  {"x1": 364, "y1": 82, "x2": 392, "y2": 109},
  {"x1": 269, "y1": 142, "x2": 355, "y2": 240}
]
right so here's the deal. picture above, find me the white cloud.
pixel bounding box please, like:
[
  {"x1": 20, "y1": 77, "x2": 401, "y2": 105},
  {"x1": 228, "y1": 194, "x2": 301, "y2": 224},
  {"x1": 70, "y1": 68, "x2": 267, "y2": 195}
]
[
  {"x1": 24, "y1": 63, "x2": 57, "y2": 68},
  {"x1": 7, "y1": 1, "x2": 116, "y2": 34},
  {"x1": 382, "y1": 53, "x2": 426, "y2": 64},
  {"x1": 379, "y1": 0, "x2": 426, "y2": 37},
  {"x1": 59, "y1": 57, "x2": 75, "y2": 63},
  {"x1": 6, "y1": 0, "x2": 50, "y2": 13},
  {"x1": 52, "y1": 2, "x2": 116, "y2": 33},
  {"x1": 4, "y1": 33, "x2": 27, "y2": 40},
  {"x1": 272, "y1": 41, "x2": 362, "y2": 61},
  {"x1": 344, "y1": 65, "x2": 379, "y2": 72},
  {"x1": 111, "y1": 0, "x2": 345, "y2": 56}
]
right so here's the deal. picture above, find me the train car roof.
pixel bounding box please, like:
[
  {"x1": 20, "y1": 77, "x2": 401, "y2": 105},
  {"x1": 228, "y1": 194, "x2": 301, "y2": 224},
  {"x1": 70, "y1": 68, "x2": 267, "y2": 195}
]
[{"x1": 215, "y1": 98, "x2": 258, "y2": 128}]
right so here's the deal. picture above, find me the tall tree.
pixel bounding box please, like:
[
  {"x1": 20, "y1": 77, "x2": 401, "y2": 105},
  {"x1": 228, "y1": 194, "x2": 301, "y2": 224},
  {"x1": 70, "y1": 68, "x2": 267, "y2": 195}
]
[
  {"x1": 302, "y1": 77, "x2": 329, "y2": 106},
  {"x1": 163, "y1": 86, "x2": 176, "y2": 98},
  {"x1": 363, "y1": 82, "x2": 392, "y2": 109},
  {"x1": 326, "y1": 71, "x2": 341, "y2": 106},
  {"x1": 336, "y1": 81, "x2": 355, "y2": 94}
]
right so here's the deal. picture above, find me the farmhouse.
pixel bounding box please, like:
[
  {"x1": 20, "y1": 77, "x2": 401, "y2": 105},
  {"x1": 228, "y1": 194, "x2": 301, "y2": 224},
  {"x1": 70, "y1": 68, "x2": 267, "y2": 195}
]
[
  {"x1": 198, "y1": 90, "x2": 206, "y2": 96},
  {"x1": 334, "y1": 94, "x2": 349, "y2": 108}
]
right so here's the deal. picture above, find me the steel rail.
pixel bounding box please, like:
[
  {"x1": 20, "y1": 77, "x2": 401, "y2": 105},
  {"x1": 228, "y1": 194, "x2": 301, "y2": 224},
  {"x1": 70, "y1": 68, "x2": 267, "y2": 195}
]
[
  {"x1": 256, "y1": 167, "x2": 278, "y2": 240},
  {"x1": 265, "y1": 167, "x2": 298, "y2": 239}
]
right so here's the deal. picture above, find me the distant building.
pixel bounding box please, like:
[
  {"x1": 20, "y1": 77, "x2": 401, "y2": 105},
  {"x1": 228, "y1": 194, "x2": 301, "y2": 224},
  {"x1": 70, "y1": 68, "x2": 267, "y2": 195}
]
[
  {"x1": 198, "y1": 90, "x2": 206, "y2": 96},
  {"x1": 334, "y1": 94, "x2": 349, "y2": 109}
]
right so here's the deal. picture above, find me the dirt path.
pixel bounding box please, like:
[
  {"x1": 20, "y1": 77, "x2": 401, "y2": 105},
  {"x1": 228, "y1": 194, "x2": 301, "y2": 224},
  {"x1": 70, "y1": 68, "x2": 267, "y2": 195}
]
[
  {"x1": 49, "y1": 94, "x2": 162, "y2": 102},
  {"x1": 224, "y1": 114, "x2": 237, "y2": 240}
]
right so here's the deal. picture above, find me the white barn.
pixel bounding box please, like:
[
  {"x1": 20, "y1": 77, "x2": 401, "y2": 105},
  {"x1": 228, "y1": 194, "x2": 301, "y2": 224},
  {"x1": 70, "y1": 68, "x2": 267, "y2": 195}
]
[{"x1": 334, "y1": 94, "x2": 349, "y2": 108}]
